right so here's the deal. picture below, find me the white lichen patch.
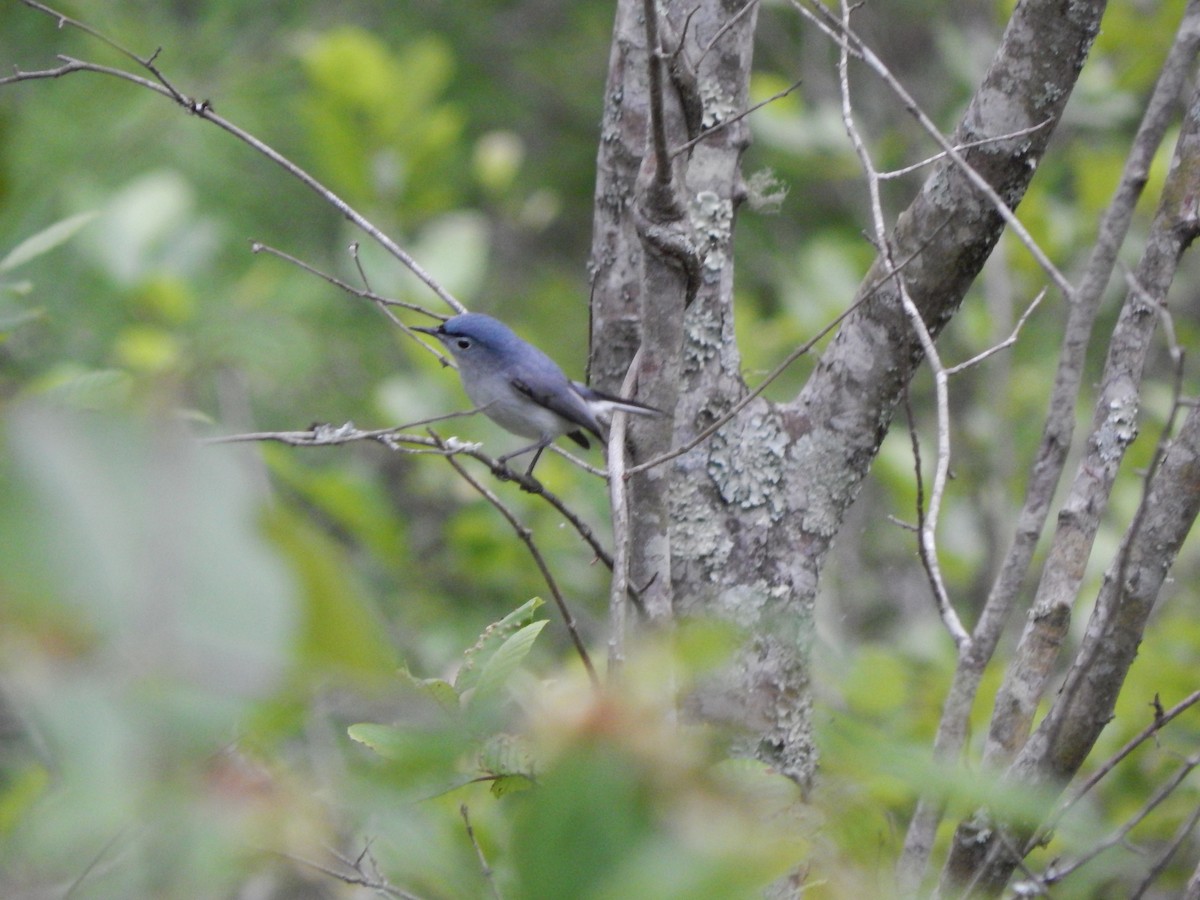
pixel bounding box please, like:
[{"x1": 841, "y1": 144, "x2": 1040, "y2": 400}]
[
  {"x1": 706, "y1": 404, "x2": 789, "y2": 515},
  {"x1": 700, "y1": 80, "x2": 739, "y2": 129},
  {"x1": 1094, "y1": 391, "x2": 1139, "y2": 462}
]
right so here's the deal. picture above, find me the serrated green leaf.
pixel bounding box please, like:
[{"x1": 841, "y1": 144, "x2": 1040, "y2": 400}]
[
  {"x1": 478, "y1": 732, "x2": 535, "y2": 777},
  {"x1": 456, "y1": 598, "x2": 544, "y2": 693},
  {"x1": 0, "y1": 212, "x2": 96, "y2": 273},
  {"x1": 468, "y1": 620, "x2": 546, "y2": 706},
  {"x1": 491, "y1": 597, "x2": 544, "y2": 631}
]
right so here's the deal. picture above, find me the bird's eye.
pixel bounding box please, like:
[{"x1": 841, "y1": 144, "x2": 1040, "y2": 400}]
[{"x1": 456, "y1": 338, "x2": 472, "y2": 350}]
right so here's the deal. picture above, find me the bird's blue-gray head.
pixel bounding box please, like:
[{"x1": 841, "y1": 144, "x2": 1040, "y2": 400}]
[
  {"x1": 417, "y1": 313, "x2": 520, "y2": 356},
  {"x1": 420, "y1": 309, "x2": 574, "y2": 388},
  {"x1": 414, "y1": 312, "x2": 549, "y2": 382}
]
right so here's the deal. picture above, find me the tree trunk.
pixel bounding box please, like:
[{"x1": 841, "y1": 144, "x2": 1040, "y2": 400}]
[{"x1": 591, "y1": 0, "x2": 1105, "y2": 788}]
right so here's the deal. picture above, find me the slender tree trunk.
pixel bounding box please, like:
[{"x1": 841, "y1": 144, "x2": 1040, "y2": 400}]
[
  {"x1": 591, "y1": 0, "x2": 822, "y2": 783},
  {"x1": 941, "y1": 74, "x2": 1200, "y2": 896}
]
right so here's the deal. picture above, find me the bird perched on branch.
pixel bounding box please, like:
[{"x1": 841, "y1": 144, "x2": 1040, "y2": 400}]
[{"x1": 414, "y1": 313, "x2": 661, "y2": 476}]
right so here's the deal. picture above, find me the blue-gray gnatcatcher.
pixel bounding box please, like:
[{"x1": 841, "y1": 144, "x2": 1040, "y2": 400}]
[{"x1": 413, "y1": 313, "x2": 661, "y2": 475}]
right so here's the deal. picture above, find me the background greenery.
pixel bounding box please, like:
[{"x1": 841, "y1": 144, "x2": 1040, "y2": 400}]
[{"x1": 2, "y1": 0, "x2": 1199, "y2": 896}]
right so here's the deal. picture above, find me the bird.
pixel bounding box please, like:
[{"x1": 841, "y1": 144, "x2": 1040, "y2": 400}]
[{"x1": 413, "y1": 313, "x2": 661, "y2": 476}]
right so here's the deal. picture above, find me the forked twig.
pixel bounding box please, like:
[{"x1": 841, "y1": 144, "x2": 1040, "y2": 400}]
[{"x1": 833, "y1": 0, "x2": 966, "y2": 647}]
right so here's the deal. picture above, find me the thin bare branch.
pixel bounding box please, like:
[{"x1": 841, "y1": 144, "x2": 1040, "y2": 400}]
[
  {"x1": 201, "y1": 416, "x2": 477, "y2": 449},
  {"x1": 607, "y1": 348, "x2": 651, "y2": 674},
  {"x1": 1130, "y1": 803, "x2": 1200, "y2": 899},
  {"x1": 0, "y1": 58, "x2": 90, "y2": 86},
  {"x1": 792, "y1": 0, "x2": 1074, "y2": 299},
  {"x1": 878, "y1": 120, "x2": 1053, "y2": 181},
  {"x1": 1049, "y1": 689, "x2": 1200, "y2": 837},
  {"x1": 63, "y1": 828, "x2": 128, "y2": 899},
  {"x1": 436, "y1": 433, "x2": 601, "y2": 688},
  {"x1": 835, "y1": 0, "x2": 966, "y2": 648},
  {"x1": 460, "y1": 804, "x2": 503, "y2": 900},
  {"x1": 249, "y1": 241, "x2": 453, "y2": 368},
  {"x1": 669, "y1": 78, "x2": 802, "y2": 157},
  {"x1": 18, "y1": 0, "x2": 188, "y2": 101},
  {"x1": 902, "y1": 386, "x2": 955, "y2": 648},
  {"x1": 250, "y1": 241, "x2": 439, "y2": 317},
  {"x1": 699, "y1": 0, "x2": 761, "y2": 61},
  {"x1": 1040, "y1": 753, "x2": 1200, "y2": 887},
  {"x1": 11, "y1": 1, "x2": 464, "y2": 314},
  {"x1": 945, "y1": 289, "x2": 1047, "y2": 376},
  {"x1": 1185, "y1": 849, "x2": 1200, "y2": 899},
  {"x1": 642, "y1": 0, "x2": 673, "y2": 188},
  {"x1": 204, "y1": 422, "x2": 617, "y2": 570},
  {"x1": 276, "y1": 845, "x2": 423, "y2": 900}
]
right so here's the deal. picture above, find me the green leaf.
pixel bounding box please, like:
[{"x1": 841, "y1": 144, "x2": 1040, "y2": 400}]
[
  {"x1": 396, "y1": 666, "x2": 461, "y2": 714},
  {"x1": 468, "y1": 620, "x2": 547, "y2": 706},
  {"x1": 346, "y1": 722, "x2": 469, "y2": 786},
  {"x1": 347, "y1": 723, "x2": 412, "y2": 760},
  {"x1": 498, "y1": 597, "x2": 544, "y2": 627},
  {"x1": 478, "y1": 732, "x2": 535, "y2": 778},
  {"x1": 456, "y1": 598, "x2": 544, "y2": 693},
  {"x1": 0, "y1": 212, "x2": 96, "y2": 273}
]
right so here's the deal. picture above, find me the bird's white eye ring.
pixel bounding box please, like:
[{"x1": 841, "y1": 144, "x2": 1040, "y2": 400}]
[{"x1": 456, "y1": 338, "x2": 471, "y2": 350}]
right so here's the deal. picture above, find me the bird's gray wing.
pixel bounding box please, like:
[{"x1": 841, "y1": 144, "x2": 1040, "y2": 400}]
[{"x1": 510, "y1": 372, "x2": 604, "y2": 441}]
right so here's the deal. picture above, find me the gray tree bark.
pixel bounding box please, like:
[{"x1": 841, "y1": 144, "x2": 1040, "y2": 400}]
[{"x1": 590, "y1": 0, "x2": 1105, "y2": 789}]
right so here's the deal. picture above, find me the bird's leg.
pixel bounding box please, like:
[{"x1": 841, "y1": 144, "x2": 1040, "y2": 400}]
[
  {"x1": 523, "y1": 445, "x2": 547, "y2": 477},
  {"x1": 496, "y1": 438, "x2": 551, "y2": 477}
]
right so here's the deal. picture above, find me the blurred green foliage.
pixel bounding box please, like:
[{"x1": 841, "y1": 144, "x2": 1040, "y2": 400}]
[{"x1": 2, "y1": 0, "x2": 1199, "y2": 896}]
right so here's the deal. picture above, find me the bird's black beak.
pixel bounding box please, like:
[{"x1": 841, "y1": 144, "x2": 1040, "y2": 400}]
[{"x1": 412, "y1": 323, "x2": 453, "y2": 368}]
